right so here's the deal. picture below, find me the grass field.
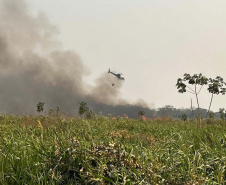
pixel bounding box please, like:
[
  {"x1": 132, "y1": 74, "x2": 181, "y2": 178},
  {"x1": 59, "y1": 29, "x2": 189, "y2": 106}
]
[{"x1": 0, "y1": 115, "x2": 225, "y2": 184}]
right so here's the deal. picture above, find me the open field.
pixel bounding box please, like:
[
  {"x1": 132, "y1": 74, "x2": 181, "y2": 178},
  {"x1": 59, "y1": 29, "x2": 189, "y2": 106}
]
[{"x1": 0, "y1": 115, "x2": 225, "y2": 184}]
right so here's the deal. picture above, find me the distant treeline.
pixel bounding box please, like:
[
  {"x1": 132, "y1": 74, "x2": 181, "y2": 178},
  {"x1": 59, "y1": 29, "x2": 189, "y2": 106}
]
[{"x1": 92, "y1": 104, "x2": 221, "y2": 119}]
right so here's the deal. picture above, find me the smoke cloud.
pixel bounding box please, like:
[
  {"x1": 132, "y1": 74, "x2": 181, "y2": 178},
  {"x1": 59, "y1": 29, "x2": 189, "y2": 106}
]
[{"x1": 0, "y1": 0, "x2": 150, "y2": 117}]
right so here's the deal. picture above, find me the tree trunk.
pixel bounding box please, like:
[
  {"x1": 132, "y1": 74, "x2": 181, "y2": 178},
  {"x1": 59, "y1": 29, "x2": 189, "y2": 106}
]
[
  {"x1": 190, "y1": 98, "x2": 194, "y2": 118},
  {"x1": 207, "y1": 93, "x2": 214, "y2": 118},
  {"x1": 195, "y1": 84, "x2": 201, "y2": 125}
]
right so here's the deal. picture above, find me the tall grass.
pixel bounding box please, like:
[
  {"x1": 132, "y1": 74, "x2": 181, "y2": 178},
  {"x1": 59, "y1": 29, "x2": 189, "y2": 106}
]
[{"x1": 0, "y1": 115, "x2": 225, "y2": 184}]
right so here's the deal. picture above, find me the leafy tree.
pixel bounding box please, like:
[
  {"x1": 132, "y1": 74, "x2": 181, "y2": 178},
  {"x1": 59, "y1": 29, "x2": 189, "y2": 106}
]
[
  {"x1": 158, "y1": 105, "x2": 175, "y2": 117},
  {"x1": 207, "y1": 76, "x2": 226, "y2": 116},
  {"x1": 181, "y1": 114, "x2": 187, "y2": 121},
  {"x1": 176, "y1": 73, "x2": 208, "y2": 118},
  {"x1": 37, "y1": 102, "x2": 44, "y2": 114},
  {"x1": 138, "y1": 110, "x2": 145, "y2": 117},
  {"x1": 79, "y1": 102, "x2": 89, "y2": 116},
  {"x1": 79, "y1": 102, "x2": 96, "y2": 119},
  {"x1": 86, "y1": 110, "x2": 96, "y2": 119},
  {"x1": 219, "y1": 108, "x2": 226, "y2": 120}
]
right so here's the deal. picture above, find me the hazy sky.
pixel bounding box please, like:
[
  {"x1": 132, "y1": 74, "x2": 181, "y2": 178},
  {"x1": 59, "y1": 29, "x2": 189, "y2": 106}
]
[{"x1": 26, "y1": 0, "x2": 226, "y2": 111}]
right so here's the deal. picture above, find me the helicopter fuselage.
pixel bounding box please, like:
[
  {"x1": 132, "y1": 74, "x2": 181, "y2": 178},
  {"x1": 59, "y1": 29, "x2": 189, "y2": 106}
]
[{"x1": 109, "y1": 71, "x2": 124, "y2": 80}]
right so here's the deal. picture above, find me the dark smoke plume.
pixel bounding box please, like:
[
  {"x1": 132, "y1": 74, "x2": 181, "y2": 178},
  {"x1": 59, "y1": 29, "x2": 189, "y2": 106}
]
[{"x1": 0, "y1": 0, "x2": 151, "y2": 117}]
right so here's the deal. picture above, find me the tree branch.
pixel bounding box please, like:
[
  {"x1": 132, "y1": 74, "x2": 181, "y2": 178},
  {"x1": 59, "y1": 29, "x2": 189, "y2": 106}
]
[
  {"x1": 186, "y1": 86, "x2": 195, "y2": 93},
  {"x1": 187, "y1": 90, "x2": 195, "y2": 94},
  {"x1": 197, "y1": 85, "x2": 203, "y2": 95}
]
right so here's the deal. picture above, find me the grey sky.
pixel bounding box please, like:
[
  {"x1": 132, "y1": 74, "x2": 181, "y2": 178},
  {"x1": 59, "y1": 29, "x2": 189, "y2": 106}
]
[{"x1": 27, "y1": 0, "x2": 226, "y2": 111}]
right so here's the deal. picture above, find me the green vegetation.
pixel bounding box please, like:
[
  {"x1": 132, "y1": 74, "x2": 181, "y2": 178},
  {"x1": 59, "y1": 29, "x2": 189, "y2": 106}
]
[
  {"x1": 138, "y1": 111, "x2": 145, "y2": 117},
  {"x1": 0, "y1": 115, "x2": 225, "y2": 184},
  {"x1": 79, "y1": 102, "x2": 96, "y2": 119},
  {"x1": 176, "y1": 73, "x2": 226, "y2": 118},
  {"x1": 219, "y1": 108, "x2": 226, "y2": 120},
  {"x1": 37, "y1": 102, "x2": 45, "y2": 114}
]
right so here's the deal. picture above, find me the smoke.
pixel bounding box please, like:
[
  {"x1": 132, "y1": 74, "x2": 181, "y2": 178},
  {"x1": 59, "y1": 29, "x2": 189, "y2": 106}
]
[
  {"x1": 0, "y1": 0, "x2": 150, "y2": 116},
  {"x1": 88, "y1": 73, "x2": 127, "y2": 105}
]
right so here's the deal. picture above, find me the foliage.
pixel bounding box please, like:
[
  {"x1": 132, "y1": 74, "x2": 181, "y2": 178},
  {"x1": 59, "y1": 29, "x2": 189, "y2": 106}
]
[
  {"x1": 207, "y1": 76, "x2": 226, "y2": 115},
  {"x1": 208, "y1": 76, "x2": 226, "y2": 95},
  {"x1": 181, "y1": 114, "x2": 187, "y2": 121},
  {"x1": 207, "y1": 111, "x2": 215, "y2": 119},
  {"x1": 36, "y1": 102, "x2": 44, "y2": 113},
  {"x1": 86, "y1": 110, "x2": 96, "y2": 119},
  {"x1": 219, "y1": 108, "x2": 226, "y2": 120},
  {"x1": 176, "y1": 73, "x2": 208, "y2": 94},
  {"x1": 176, "y1": 73, "x2": 208, "y2": 120},
  {"x1": 138, "y1": 110, "x2": 145, "y2": 116},
  {"x1": 78, "y1": 102, "x2": 89, "y2": 116},
  {"x1": 79, "y1": 102, "x2": 96, "y2": 119},
  {"x1": 176, "y1": 73, "x2": 226, "y2": 119},
  {"x1": 158, "y1": 105, "x2": 175, "y2": 117},
  {"x1": 0, "y1": 115, "x2": 226, "y2": 184}
]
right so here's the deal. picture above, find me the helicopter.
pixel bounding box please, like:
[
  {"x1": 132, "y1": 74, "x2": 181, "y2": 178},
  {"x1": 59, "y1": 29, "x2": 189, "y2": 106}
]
[{"x1": 108, "y1": 68, "x2": 125, "y2": 81}]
